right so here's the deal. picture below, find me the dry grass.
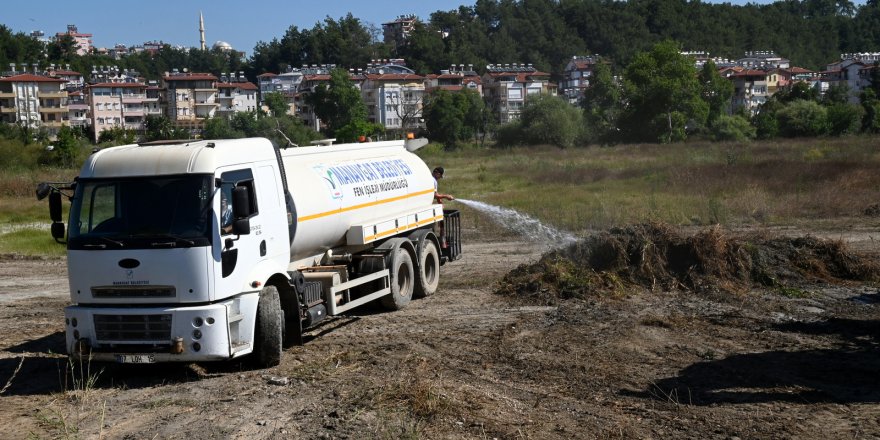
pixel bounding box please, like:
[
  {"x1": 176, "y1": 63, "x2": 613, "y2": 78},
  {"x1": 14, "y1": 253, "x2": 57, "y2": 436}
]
[{"x1": 419, "y1": 137, "x2": 880, "y2": 233}]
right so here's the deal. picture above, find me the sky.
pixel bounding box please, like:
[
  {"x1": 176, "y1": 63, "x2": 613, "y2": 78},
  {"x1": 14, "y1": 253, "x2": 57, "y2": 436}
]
[{"x1": 3, "y1": 0, "x2": 476, "y2": 56}]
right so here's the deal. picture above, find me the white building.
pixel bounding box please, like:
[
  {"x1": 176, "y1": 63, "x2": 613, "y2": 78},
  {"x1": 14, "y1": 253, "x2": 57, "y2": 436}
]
[
  {"x1": 362, "y1": 62, "x2": 425, "y2": 130},
  {"x1": 482, "y1": 64, "x2": 553, "y2": 123},
  {"x1": 0, "y1": 73, "x2": 69, "y2": 137},
  {"x1": 561, "y1": 56, "x2": 599, "y2": 104},
  {"x1": 217, "y1": 80, "x2": 258, "y2": 118}
]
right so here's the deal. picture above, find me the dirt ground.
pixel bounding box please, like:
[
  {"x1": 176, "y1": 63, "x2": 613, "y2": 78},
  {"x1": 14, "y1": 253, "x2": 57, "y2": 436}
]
[{"x1": 0, "y1": 217, "x2": 879, "y2": 439}]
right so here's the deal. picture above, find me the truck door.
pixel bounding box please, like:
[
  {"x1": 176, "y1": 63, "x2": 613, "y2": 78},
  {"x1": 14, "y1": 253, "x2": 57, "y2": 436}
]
[{"x1": 216, "y1": 168, "x2": 263, "y2": 299}]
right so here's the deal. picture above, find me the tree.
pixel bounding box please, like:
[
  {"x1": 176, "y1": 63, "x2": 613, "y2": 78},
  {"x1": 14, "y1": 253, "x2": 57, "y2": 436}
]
[
  {"x1": 97, "y1": 126, "x2": 136, "y2": 145},
  {"x1": 518, "y1": 94, "x2": 584, "y2": 148},
  {"x1": 860, "y1": 89, "x2": 880, "y2": 133},
  {"x1": 423, "y1": 89, "x2": 466, "y2": 149},
  {"x1": 305, "y1": 68, "x2": 368, "y2": 137},
  {"x1": 822, "y1": 83, "x2": 850, "y2": 105},
  {"x1": 699, "y1": 60, "x2": 735, "y2": 125},
  {"x1": 582, "y1": 62, "x2": 622, "y2": 143},
  {"x1": 620, "y1": 40, "x2": 708, "y2": 143},
  {"x1": 826, "y1": 103, "x2": 864, "y2": 135},
  {"x1": 263, "y1": 92, "x2": 289, "y2": 117},
  {"x1": 774, "y1": 81, "x2": 820, "y2": 103},
  {"x1": 203, "y1": 117, "x2": 243, "y2": 139},
  {"x1": 776, "y1": 99, "x2": 829, "y2": 137},
  {"x1": 48, "y1": 35, "x2": 78, "y2": 63},
  {"x1": 144, "y1": 115, "x2": 188, "y2": 141}
]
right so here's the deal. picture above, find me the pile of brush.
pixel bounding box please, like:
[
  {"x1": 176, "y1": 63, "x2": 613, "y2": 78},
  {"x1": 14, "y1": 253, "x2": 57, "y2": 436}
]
[{"x1": 497, "y1": 223, "x2": 880, "y2": 300}]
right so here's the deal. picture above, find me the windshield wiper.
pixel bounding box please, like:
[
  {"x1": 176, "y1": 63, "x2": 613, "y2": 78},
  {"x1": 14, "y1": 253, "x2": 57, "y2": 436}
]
[
  {"x1": 149, "y1": 234, "x2": 197, "y2": 248},
  {"x1": 82, "y1": 236, "x2": 124, "y2": 249}
]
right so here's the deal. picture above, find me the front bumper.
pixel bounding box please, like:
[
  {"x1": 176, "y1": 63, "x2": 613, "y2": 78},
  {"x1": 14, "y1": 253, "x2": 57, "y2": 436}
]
[{"x1": 64, "y1": 293, "x2": 258, "y2": 363}]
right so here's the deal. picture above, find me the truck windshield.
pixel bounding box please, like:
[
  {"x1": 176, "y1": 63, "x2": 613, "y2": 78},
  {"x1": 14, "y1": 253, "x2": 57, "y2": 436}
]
[{"x1": 68, "y1": 174, "x2": 213, "y2": 249}]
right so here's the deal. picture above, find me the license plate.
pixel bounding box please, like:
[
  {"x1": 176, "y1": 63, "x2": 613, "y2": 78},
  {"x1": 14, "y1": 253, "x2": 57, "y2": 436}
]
[{"x1": 115, "y1": 354, "x2": 155, "y2": 364}]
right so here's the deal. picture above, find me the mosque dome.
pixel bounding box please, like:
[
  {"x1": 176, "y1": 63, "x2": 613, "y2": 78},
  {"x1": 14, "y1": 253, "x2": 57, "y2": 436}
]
[{"x1": 213, "y1": 41, "x2": 233, "y2": 51}]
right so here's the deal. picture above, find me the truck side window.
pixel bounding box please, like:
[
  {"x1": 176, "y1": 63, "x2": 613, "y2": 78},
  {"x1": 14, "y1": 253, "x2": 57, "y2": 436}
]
[{"x1": 219, "y1": 169, "x2": 258, "y2": 236}]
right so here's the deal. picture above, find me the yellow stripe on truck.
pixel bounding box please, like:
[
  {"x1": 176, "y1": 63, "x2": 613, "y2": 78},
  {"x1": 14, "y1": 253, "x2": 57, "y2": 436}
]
[
  {"x1": 363, "y1": 214, "x2": 445, "y2": 242},
  {"x1": 298, "y1": 188, "x2": 435, "y2": 222}
]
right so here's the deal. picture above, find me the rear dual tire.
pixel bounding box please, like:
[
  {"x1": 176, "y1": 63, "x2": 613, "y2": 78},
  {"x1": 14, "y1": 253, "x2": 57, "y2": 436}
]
[{"x1": 380, "y1": 244, "x2": 414, "y2": 310}]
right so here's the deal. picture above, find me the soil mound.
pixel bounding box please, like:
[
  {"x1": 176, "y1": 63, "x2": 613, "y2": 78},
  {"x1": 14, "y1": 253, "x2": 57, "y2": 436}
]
[{"x1": 497, "y1": 223, "x2": 880, "y2": 300}]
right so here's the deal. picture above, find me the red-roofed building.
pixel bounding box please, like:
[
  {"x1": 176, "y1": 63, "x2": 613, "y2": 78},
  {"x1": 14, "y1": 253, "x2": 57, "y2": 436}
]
[
  {"x1": 824, "y1": 59, "x2": 870, "y2": 104},
  {"x1": 56, "y1": 25, "x2": 93, "y2": 56},
  {"x1": 0, "y1": 74, "x2": 69, "y2": 137},
  {"x1": 482, "y1": 64, "x2": 553, "y2": 123},
  {"x1": 775, "y1": 67, "x2": 818, "y2": 90},
  {"x1": 160, "y1": 72, "x2": 219, "y2": 132},
  {"x1": 731, "y1": 70, "x2": 772, "y2": 114},
  {"x1": 424, "y1": 64, "x2": 482, "y2": 96},
  {"x1": 361, "y1": 62, "x2": 426, "y2": 130},
  {"x1": 561, "y1": 56, "x2": 600, "y2": 104},
  {"x1": 217, "y1": 80, "x2": 258, "y2": 118},
  {"x1": 47, "y1": 65, "x2": 85, "y2": 90}
]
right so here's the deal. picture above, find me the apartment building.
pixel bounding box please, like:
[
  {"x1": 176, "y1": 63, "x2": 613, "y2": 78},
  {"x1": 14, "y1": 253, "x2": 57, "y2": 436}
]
[
  {"x1": 0, "y1": 73, "x2": 69, "y2": 137},
  {"x1": 560, "y1": 56, "x2": 599, "y2": 104},
  {"x1": 382, "y1": 15, "x2": 417, "y2": 47},
  {"x1": 736, "y1": 51, "x2": 790, "y2": 70},
  {"x1": 362, "y1": 62, "x2": 425, "y2": 130},
  {"x1": 482, "y1": 64, "x2": 553, "y2": 123},
  {"x1": 297, "y1": 66, "x2": 336, "y2": 131},
  {"x1": 217, "y1": 80, "x2": 258, "y2": 118},
  {"x1": 257, "y1": 70, "x2": 303, "y2": 115},
  {"x1": 56, "y1": 25, "x2": 93, "y2": 56},
  {"x1": 67, "y1": 90, "x2": 88, "y2": 130},
  {"x1": 731, "y1": 70, "x2": 771, "y2": 114},
  {"x1": 87, "y1": 82, "x2": 149, "y2": 142},
  {"x1": 826, "y1": 57, "x2": 875, "y2": 103},
  {"x1": 47, "y1": 65, "x2": 85, "y2": 90},
  {"x1": 425, "y1": 64, "x2": 482, "y2": 95},
  {"x1": 161, "y1": 71, "x2": 219, "y2": 132},
  {"x1": 144, "y1": 84, "x2": 162, "y2": 118}
]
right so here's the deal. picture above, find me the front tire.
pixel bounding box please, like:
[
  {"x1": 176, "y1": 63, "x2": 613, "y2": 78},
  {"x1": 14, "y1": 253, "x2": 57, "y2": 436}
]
[
  {"x1": 254, "y1": 285, "x2": 283, "y2": 367},
  {"x1": 380, "y1": 245, "x2": 414, "y2": 310}
]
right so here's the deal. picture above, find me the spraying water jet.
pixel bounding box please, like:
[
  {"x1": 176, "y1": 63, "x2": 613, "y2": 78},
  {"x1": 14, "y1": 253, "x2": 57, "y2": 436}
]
[{"x1": 456, "y1": 199, "x2": 577, "y2": 248}]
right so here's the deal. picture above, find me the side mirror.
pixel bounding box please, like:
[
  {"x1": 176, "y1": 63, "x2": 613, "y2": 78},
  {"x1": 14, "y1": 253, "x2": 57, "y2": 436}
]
[
  {"x1": 36, "y1": 182, "x2": 52, "y2": 201},
  {"x1": 232, "y1": 218, "x2": 250, "y2": 235},
  {"x1": 51, "y1": 222, "x2": 65, "y2": 241},
  {"x1": 232, "y1": 186, "x2": 251, "y2": 218},
  {"x1": 49, "y1": 192, "x2": 63, "y2": 222}
]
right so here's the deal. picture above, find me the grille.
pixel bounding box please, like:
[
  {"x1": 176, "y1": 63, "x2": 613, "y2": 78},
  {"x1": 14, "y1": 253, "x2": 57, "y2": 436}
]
[
  {"x1": 92, "y1": 285, "x2": 176, "y2": 298},
  {"x1": 94, "y1": 314, "x2": 172, "y2": 342}
]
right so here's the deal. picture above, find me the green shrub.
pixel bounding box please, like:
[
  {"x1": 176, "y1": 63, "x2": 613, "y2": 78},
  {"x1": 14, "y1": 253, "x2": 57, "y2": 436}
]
[
  {"x1": 711, "y1": 115, "x2": 756, "y2": 141},
  {"x1": 826, "y1": 103, "x2": 864, "y2": 136},
  {"x1": 776, "y1": 100, "x2": 828, "y2": 138},
  {"x1": 519, "y1": 95, "x2": 585, "y2": 148}
]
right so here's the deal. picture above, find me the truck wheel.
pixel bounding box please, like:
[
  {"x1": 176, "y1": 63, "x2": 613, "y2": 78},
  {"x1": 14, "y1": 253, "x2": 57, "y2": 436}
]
[
  {"x1": 254, "y1": 285, "x2": 283, "y2": 367},
  {"x1": 380, "y1": 246, "x2": 414, "y2": 310},
  {"x1": 413, "y1": 238, "x2": 440, "y2": 298}
]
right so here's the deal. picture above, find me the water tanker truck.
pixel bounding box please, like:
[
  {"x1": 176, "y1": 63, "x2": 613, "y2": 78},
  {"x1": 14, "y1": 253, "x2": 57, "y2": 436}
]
[{"x1": 37, "y1": 137, "x2": 461, "y2": 367}]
